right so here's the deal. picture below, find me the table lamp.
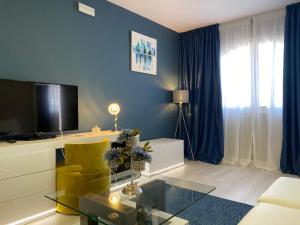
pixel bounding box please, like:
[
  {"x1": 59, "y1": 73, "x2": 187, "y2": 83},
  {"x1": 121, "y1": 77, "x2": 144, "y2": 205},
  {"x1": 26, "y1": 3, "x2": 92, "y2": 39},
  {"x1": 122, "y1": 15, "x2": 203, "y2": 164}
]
[
  {"x1": 173, "y1": 90, "x2": 195, "y2": 160},
  {"x1": 108, "y1": 103, "x2": 120, "y2": 131}
]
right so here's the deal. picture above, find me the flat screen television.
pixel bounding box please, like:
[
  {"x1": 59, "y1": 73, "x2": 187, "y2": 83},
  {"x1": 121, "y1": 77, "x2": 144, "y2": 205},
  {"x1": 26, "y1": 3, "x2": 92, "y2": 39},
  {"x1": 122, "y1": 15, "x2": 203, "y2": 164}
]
[{"x1": 0, "y1": 79, "x2": 78, "y2": 141}]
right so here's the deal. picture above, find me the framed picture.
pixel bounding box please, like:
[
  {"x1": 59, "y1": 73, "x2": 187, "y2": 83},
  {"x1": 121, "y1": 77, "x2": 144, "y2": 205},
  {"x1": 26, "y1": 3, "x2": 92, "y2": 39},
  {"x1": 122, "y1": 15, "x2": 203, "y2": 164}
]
[{"x1": 131, "y1": 31, "x2": 157, "y2": 75}]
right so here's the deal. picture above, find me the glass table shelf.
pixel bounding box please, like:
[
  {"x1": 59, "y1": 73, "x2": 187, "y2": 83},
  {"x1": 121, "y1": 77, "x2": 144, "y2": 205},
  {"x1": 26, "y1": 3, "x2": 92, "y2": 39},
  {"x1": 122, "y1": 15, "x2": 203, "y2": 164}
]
[{"x1": 45, "y1": 176, "x2": 215, "y2": 225}]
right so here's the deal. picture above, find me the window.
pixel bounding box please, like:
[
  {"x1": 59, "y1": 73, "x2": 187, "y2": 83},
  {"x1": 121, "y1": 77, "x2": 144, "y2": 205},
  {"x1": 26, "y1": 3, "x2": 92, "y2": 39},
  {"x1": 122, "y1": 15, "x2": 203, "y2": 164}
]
[
  {"x1": 221, "y1": 44, "x2": 251, "y2": 108},
  {"x1": 221, "y1": 16, "x2": 284, "y2": 109},
  {"x1": 221, "y1": 10, "x2": 285, "y2": 171},
  {"x1": 257, "y1": 41, "x2": 284, "y2": 108}
]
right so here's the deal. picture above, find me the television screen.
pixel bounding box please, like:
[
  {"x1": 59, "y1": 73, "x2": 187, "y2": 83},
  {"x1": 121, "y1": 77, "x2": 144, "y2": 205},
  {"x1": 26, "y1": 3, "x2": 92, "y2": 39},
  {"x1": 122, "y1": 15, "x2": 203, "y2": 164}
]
[{"x1": 0, "y1": 79, "x2": 78, "y2": 141}]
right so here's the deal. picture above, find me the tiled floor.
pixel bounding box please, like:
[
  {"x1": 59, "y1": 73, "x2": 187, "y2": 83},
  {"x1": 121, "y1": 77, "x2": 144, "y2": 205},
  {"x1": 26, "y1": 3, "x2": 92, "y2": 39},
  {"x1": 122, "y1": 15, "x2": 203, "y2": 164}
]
[{"x1": 30, "y1": 160, "x2": 292, "y2": 225}]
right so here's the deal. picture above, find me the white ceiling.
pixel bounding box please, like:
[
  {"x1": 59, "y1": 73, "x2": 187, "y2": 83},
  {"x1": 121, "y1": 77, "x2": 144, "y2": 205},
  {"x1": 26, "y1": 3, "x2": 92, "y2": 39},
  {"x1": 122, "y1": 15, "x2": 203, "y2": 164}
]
[{"x1": 107, "y1": 0, "x2": 298, "y2": 32}]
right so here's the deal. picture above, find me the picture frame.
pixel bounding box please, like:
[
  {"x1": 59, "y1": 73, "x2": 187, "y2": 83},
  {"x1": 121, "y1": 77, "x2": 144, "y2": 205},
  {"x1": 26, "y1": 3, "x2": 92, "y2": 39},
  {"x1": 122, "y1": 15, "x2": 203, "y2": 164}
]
[{"x1": 131, "y1": 31, "x2": 157, "y2": 75}]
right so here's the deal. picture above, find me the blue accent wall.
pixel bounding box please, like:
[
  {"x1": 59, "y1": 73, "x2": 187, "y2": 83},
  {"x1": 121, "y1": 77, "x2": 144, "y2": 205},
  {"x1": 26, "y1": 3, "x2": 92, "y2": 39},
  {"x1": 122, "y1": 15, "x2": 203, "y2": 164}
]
[{"x1": 0, "y1": 0, "x2": 179, "y2": 140}]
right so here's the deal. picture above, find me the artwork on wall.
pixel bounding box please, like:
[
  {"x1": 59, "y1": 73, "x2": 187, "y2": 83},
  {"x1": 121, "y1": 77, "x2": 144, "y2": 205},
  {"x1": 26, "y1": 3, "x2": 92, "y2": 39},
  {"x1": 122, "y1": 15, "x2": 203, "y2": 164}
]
[{"x1": 131, "y1": 31, "x2": 157, "y2": 75}]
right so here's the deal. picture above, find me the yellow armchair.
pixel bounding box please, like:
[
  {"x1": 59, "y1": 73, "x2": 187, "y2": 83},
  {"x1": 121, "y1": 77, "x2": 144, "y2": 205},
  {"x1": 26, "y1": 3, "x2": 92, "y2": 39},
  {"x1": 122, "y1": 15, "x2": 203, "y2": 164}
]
[{"x1": 56, "y1": 139, "x2": 111, "y2": 215}]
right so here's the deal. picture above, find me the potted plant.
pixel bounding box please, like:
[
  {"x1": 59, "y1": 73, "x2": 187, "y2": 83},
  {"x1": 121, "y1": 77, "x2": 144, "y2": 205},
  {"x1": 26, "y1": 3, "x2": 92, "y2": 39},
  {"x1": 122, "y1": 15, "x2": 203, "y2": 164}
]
[{"x1": 104, "y1": 129, "x2": 152, "y2": 195}]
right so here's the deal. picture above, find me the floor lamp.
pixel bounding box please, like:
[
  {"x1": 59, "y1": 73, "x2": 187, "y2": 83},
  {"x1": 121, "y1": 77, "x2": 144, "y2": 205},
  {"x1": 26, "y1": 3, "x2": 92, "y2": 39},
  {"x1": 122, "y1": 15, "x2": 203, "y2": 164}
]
[{"x1": 173, "y1": 90, "x2": 195, "y2": 160}]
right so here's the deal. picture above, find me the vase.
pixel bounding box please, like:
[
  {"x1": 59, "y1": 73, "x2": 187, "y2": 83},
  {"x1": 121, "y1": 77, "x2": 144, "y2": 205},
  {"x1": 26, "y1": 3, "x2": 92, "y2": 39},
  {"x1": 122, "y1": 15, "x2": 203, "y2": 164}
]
[
  {"x1": 132, "y1": 160, "x2": 145, "y2": 172},
  {"x1": 122, "y1": 158, "x2": 145, "y2": 195}
]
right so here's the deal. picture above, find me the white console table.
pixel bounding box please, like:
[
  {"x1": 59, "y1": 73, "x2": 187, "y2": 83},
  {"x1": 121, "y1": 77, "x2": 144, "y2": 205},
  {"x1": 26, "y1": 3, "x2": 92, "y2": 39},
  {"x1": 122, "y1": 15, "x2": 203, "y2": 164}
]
[
  {"x1": 141, "y1": 138, "x2": 184, "y2": 177},
  {"x1": 0, "y1": 131, "x2": 118, "y2": 225}
]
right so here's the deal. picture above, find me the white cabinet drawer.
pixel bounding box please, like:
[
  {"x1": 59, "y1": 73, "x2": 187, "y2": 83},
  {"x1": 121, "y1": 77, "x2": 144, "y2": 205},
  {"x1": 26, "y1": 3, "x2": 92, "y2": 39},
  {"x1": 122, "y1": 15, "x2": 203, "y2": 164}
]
[
  {"x1": 0, "y1": 170, "x2": 55, "y2": 203},
  {"x1": 0, "y1": 147, "x2": 55, "y2": 181}
]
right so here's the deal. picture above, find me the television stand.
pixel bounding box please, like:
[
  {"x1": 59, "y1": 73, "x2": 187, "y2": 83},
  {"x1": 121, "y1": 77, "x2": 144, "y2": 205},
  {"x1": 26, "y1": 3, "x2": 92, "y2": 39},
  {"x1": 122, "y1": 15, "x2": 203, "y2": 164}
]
[
  {"x1": 1, "y1": 133, "x2": 57, "y2": 142},
  {"x1": 0, "y1": 131, "x2": 119, "y2": 225},
  {"x1": 32, "y1": 133, "x2": 57, "y2": 140}
]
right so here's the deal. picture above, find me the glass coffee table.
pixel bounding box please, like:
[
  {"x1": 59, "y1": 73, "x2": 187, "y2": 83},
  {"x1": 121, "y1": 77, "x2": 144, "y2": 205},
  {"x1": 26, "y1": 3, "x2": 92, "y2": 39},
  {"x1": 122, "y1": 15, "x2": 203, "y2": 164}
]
[{"x1": 45, "y1": 176, "x2": 215, "y2": 225}]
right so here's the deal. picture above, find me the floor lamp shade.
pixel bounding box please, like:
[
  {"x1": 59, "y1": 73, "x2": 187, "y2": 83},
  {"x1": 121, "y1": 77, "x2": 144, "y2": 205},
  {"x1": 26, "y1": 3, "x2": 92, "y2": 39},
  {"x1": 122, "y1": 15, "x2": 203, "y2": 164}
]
[{"x1": 173, "y1": 90, "x2": 189, "y2": 104}]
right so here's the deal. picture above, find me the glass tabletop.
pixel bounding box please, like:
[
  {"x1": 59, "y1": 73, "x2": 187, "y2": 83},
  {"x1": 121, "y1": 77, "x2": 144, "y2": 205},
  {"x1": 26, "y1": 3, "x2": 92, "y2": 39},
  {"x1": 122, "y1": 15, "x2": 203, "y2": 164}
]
[{"x1": 45, "y1": 175, "x2": 215, "y2": 225}]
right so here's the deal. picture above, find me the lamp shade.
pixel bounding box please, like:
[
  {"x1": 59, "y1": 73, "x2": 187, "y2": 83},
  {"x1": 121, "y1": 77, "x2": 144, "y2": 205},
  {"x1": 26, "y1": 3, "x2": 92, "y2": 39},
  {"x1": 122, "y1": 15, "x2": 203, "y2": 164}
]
[{"x1": 173, "y1": 90, "x2": 189, "y2": 104}]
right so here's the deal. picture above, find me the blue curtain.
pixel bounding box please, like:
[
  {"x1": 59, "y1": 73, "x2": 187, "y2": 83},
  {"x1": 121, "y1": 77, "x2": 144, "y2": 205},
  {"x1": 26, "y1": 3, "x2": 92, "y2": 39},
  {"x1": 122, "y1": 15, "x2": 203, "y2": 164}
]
[
  {"x1": 179, "y1": 25, "x2": 224, "y2": 164},
  {"x1": 281, "y1": 3, "x2": 300, "y2": 175}
]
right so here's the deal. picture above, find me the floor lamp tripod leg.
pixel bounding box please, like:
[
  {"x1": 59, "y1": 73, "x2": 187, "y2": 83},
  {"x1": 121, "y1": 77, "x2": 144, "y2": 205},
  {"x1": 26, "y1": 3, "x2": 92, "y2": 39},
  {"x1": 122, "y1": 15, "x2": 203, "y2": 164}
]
[
  {"x1": 174, "y1": 110, "x2": 181, "y2": 139},
  {"x1": 181, "y1": 110, "x2": 195, "y2": 161}
]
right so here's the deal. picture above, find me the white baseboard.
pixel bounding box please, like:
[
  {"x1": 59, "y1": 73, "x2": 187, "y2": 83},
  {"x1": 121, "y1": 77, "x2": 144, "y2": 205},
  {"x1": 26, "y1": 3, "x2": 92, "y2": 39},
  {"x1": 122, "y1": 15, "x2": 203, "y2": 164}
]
[
  {"x1": 142, "y1": 163, "x2": 184, "y2": 177},
  {"x1": 7, "y1": 208, "x2": 56, "y2": 225}
]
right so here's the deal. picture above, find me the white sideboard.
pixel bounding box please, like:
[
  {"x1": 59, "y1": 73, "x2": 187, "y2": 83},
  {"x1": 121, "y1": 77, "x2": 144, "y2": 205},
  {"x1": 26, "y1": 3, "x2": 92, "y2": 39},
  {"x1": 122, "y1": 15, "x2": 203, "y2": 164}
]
[
  {"x1": 141, "y1": 138, "x2": 184, "y2": 177},
  {"x1": 0, "y1": 131, "x2": 119, "y2": 225}
]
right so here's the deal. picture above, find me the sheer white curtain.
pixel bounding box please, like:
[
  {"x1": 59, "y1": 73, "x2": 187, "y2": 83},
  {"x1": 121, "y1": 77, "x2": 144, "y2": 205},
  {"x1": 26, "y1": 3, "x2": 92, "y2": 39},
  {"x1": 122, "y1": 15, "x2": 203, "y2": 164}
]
[{"x1": 220, "y1": 10, "x2": 285, "y2": 171}]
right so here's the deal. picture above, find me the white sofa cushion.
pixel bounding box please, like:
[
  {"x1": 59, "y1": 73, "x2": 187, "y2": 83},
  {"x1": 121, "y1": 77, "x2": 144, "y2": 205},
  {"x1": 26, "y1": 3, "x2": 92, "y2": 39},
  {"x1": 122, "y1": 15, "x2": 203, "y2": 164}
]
[
  {"x1": 239, "y1": 203, "x2": 300, "y2": 225},
  {"x1": 258, "y1": 177, "x2": 300, "y2": 209}
]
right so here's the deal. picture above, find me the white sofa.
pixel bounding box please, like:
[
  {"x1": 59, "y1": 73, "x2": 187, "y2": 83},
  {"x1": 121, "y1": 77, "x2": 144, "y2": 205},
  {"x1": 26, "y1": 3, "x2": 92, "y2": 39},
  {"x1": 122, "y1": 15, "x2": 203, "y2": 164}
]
[{"x1": 239, "y1": 177, "x2": 300, "y2": 225}]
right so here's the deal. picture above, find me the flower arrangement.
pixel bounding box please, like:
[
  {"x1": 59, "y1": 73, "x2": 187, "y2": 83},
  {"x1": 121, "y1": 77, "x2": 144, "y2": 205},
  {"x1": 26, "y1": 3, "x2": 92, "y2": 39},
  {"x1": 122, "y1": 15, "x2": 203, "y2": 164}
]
[
  {"x1": 105, "y1": 129, "x2": 153, "y2": 195},
  {"x1": 132, "y1": 146, "x2": 152, "y2": 163},
  {"x1": 105, "y1": 129, "x2": 152, "y2": 168},
  {"x1": 104, "y1": 149, "x2": 122, "y2": 168}
]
